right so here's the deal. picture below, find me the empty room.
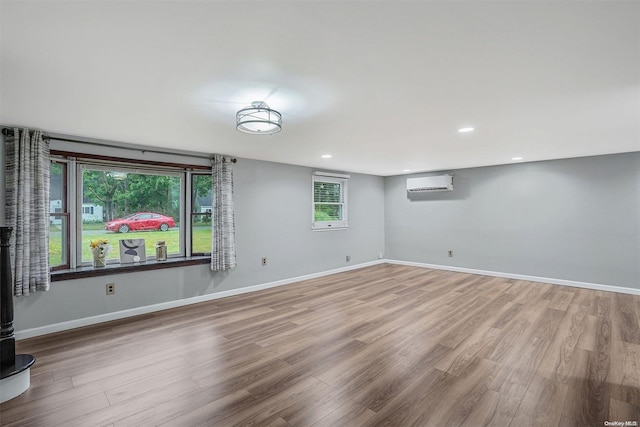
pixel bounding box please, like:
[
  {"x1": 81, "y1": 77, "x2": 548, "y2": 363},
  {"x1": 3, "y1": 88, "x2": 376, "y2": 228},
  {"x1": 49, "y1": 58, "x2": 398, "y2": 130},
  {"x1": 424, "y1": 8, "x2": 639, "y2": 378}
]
[{"x1": 0, "y1": 1, "x2": 639, "y2": 426}]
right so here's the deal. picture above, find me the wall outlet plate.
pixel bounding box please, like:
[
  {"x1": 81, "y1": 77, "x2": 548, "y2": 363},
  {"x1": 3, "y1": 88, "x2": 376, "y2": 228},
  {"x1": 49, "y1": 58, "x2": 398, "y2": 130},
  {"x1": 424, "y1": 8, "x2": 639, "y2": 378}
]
[
  {"x1": 261, "y1": 257, "x2": 267, "y2": 266},
  {"x1": 106, "y1": 283, "x2": 115, "y2": 295}
]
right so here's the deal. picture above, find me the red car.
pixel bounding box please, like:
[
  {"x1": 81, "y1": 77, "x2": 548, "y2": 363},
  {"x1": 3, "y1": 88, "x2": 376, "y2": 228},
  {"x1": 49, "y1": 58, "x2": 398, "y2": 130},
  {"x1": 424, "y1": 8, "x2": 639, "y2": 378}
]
[{"x1": 105, "y1": 212, "x2": 175, "y2": 233}]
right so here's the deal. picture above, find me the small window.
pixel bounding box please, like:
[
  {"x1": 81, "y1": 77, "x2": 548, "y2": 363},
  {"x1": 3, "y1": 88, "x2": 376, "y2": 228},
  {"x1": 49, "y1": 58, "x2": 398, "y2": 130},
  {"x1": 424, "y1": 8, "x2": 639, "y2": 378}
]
[{"x1": 312, "y1": 173, "x2": 349, "y2": 230}]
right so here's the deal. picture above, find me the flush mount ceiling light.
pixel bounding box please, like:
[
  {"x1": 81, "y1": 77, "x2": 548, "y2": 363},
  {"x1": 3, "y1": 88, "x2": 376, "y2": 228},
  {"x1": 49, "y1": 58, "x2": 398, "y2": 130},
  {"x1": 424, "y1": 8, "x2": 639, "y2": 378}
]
[
  {"x1": 236, "y1": 101, "x2": 282, "y2": 134},
  {"x1": 458, "y1": 127, "x2": 475, "y2": 133}
]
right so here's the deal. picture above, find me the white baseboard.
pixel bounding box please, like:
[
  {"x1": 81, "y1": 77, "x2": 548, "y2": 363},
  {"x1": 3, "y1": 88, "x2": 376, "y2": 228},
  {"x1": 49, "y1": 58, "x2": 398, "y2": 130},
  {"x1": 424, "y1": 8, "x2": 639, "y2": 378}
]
[
  {"x1": 15, "y1": 259, "x2": 386, "y2": 340},
  {"x1": 385, "y1": 259, "x2": 640, "y2": 296}
]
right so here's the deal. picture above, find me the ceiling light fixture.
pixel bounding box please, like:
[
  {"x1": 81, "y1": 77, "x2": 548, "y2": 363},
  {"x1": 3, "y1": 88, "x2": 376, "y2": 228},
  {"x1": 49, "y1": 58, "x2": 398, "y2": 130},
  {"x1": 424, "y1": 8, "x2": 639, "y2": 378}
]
[
  {"x1": 458, "y1": 127, "x2": 474, "y2": 133},
  {"x1": 236, "y1": 101, "x2": 282, "y2": 134},
  {"x1": 321, "y1": 154, "x2": 332, "y2": 159},
  {"x1": 512, "y1": 157, "x2": 523, "y2": 161}
]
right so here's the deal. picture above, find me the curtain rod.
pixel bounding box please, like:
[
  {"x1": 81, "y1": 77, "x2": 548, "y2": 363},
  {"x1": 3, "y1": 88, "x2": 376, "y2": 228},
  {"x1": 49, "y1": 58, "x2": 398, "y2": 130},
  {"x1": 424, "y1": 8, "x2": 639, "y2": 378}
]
[{"x1": 2, "y1": 127, "x2": 237, "y2": 163}]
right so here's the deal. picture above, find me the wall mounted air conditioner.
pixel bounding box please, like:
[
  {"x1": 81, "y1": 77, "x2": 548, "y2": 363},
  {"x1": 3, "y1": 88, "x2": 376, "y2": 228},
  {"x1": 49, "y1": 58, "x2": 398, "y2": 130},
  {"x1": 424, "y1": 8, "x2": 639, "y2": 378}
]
[{"x1": 406, "y1": 174, "x2": 453, "y2": 192}]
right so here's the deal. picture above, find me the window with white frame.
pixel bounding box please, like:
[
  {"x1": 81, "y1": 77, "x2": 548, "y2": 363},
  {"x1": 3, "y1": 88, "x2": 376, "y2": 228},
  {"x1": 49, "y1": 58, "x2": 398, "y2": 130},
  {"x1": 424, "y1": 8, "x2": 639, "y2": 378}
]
[{"x1": 312, "y1": 172, "x2": 349, "y2": 230}]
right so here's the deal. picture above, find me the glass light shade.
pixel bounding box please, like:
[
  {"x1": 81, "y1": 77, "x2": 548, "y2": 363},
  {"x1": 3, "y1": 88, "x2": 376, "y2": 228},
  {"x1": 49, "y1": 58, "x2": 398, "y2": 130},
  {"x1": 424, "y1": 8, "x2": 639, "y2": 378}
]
[{"x1": 236, "y1": 101, "x2": 282, "y2": 134}]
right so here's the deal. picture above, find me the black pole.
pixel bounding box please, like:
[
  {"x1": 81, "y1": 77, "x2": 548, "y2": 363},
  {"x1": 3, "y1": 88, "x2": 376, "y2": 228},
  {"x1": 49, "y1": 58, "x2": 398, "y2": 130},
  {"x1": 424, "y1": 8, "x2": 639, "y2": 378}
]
[
  {"x1": 0, "y1": 226, "x2": 35, "y2": 393},
  {"x1": 0, "y1": 227, "x2": 15, "y2": 367}
]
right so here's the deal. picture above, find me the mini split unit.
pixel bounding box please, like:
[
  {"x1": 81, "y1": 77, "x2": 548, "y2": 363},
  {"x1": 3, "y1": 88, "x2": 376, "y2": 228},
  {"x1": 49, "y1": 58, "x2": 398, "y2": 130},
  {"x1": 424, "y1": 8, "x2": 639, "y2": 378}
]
[{"x1": 406, "y1": 174, "x2": 453, "y2": 192}]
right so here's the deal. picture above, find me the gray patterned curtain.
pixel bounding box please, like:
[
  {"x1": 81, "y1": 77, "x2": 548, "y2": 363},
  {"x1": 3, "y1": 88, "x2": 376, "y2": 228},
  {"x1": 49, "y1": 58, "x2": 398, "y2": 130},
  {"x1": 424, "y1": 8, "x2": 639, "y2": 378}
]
[
  {"x1": 211, "y1": 154, "x2": 236, "y2": 271},
  {"x1": 5, "y1": 128, "x2": 50, "y2": 295}
]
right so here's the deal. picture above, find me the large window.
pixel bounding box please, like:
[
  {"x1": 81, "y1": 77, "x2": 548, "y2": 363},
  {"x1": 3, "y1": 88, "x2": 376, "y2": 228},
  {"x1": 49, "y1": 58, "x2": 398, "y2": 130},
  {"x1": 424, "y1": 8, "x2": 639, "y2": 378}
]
[
  {"x1": 79, "y1": 165, "x2": 183, "y2": 263},
  {"x1": 49, "y1": 155, "x2": 211, "y2": 270},
  {"x1": 312, "y1": 172, "x2": 349, "y2": 230}
]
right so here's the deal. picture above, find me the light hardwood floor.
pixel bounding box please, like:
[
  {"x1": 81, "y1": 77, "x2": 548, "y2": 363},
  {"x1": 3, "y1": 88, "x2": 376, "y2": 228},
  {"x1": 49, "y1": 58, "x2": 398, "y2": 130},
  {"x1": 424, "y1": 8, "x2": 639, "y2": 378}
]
[{"x1": 1, "y1": 264, "x2": 639, "y2": 426}]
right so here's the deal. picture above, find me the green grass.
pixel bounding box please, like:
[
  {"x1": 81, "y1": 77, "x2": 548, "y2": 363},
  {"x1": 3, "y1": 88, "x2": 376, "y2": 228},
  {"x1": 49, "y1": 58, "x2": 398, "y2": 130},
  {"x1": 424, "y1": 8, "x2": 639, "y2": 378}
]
[{"x1": 49, "y1": 223, "x2": 211, "y2": 266}]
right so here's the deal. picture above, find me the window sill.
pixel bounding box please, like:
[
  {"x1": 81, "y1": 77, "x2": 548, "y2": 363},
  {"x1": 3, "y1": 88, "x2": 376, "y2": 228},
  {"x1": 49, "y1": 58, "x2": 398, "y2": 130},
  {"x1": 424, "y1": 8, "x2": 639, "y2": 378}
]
[
  {"x1": 311, "y1": 226, "x2": 349, "y2": 231},
  {"x1": 51, "y1": 256, "x2": 210, "y2": 282}
]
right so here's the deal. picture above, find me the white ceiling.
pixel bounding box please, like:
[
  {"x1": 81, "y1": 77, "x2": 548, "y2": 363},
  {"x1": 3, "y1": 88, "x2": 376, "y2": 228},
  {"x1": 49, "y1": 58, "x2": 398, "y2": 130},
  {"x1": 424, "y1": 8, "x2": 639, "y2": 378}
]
[{"x1": 1, "y1": 1, "x2": 639, "y2": 176}]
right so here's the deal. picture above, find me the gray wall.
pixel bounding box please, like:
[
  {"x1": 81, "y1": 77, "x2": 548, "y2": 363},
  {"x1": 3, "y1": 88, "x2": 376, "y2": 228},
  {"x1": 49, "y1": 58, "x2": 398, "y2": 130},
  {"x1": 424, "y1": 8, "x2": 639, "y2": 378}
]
[
  {"x1": 385, "y1": 152, "x2": 640, "y2": 289},
  {"x1": 4, "y1": 132, "x2": 639, "y2": 334},
  {"x1": 10, "y1": 151, "x2": 385, "y2": 332}
]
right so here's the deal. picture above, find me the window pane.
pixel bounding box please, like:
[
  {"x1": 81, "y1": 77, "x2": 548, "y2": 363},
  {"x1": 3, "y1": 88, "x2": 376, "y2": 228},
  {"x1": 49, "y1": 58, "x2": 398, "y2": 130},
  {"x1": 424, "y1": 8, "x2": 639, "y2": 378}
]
[
  {"x1": 49, "y1": 162, "x2": 68, "y2": 268},
  {"x1": 81, "y1": 168, "x2": 182, "y2": 263},
  {"x1": 191, "y1": 214, "x2": 212, "y2": 254},
  {"x1": 312, "y1": 176, "x2": 348, "y2": 229},
  {"x1": 50, "y1": 162, "x2": 64, "y2": 207},
  {"x1": 192, "y1": 175, "x2": 212, "y2": 211},
  {"x1": 192, "y1": 174, "x2": 212, "y2": 254},
  {"x1": 49, "y1": 215, "x2": 68, "y2": 267},
  {"x1": 314, "y1": 204, "x2": 342, "y2": 221},
  {"x1": 313, "y1": 181, "x2": 342, "y2": 203}
]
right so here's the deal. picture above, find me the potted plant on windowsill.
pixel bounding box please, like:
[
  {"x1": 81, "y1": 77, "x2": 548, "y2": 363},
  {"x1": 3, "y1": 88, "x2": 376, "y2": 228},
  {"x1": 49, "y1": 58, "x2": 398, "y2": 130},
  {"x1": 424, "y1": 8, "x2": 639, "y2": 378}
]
[{"x1": 90, "y1": 239, "x2": 112, "y2": 268}]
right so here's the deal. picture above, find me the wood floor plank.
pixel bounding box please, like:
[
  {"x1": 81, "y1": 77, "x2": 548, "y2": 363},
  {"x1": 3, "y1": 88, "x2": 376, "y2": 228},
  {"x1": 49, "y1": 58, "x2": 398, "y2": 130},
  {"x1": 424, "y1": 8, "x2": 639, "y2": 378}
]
[
  {"x1": 562, "y1": 295, "x2": 613, "y2": 425},
  {"x1": 537, "y1": 303, "x2": 589, "y2": 384},
  {"x1": 547, "y1": 289, "x2": 576, "y2": 312},
  {"x1": 609, "y1": 340, "x2": 640, "y2": 406},
  {"x1": 3, "y1": 392, "x2": 110, "y2": 427},
  {"x1": 1, "y1": 264, "x2": 638, "y2": 427},
  {"x1": 510, "y1": 374, "x2": 568, "y2": 427},
  {"x1": 199, "y1": 376, "x2": 327, "y2": 426},
  {"x1": 609, "y1": 398, "x2": 640, "y2": 423},
  {"x1": 459, "y1": 389, "x2": 501, "y2": 427},
  {"x1": 65, "y1": 377, "x2": 200, "y2": 427},
  {"x1": 614, "y1": 292, "x2": 640, "y2": 344},
  {"x1": 437, "y1": 292, "x2": 515, "y2": 349},
  {"x1": 368, "y1": 367, "x2": 454, "y2": 426},
  {"x1": 425, "y1": 358, "x2": 503, "y2": 426},
  {"x1": 310, "y1": 399, "x2": 376, "y2": 427},
  {"x1": 351, "y1": 342, "x2": 451, "y2": 412}
]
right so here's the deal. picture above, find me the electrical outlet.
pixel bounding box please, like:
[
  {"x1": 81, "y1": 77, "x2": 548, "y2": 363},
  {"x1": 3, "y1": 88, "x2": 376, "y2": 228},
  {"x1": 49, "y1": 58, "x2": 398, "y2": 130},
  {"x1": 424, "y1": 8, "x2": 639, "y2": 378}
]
[
  {"x1": 448, "y1": 250, "x2": 453, "y2": 257},
  {"x1": 106, "y1": 283, "x2": 115, "y2": 295},
  {"x1": 378, "y1": 252, "x2": 383, "y2": 259},
  {"x1": 346, "y1": 255, "x2": 351, "y2": 262},
  {"x1": 261, "y1": 257, "x2": 267, "y2": 266}
]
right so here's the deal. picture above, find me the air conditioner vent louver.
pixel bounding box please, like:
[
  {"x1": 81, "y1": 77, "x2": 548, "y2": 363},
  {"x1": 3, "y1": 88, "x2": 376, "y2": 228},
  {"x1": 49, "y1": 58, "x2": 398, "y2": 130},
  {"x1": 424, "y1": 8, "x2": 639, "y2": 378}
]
[{"x1": 406, "y1": 175, "x2": 453, "y2": 192}]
